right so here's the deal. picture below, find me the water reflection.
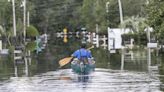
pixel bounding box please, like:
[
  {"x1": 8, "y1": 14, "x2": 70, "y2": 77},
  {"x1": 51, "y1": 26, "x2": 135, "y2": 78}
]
[
  {"x1": 59, "y1": 70, "x2": 91, "y2": 83},
  {"x1": 78, "y1": 75, "x2": 89, "y2": 82},
  {"x1": 112, "y1": 48, "x2": 149, "y2": 72},
  {"x1": 14, "y1": 62, "x2": 18, "y2": 77}
]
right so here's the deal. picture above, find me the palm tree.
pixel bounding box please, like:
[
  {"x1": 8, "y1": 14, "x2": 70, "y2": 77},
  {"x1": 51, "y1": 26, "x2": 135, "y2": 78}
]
[
  {"x1": 0, "y1": 25, "x2": 12, "y2": 47},
  {"x1": 121, "y1": 16, "x2": 147, "y2": 33},
  {"x1": 121, "y1": 16, "x2": 148, "y2": 45}
]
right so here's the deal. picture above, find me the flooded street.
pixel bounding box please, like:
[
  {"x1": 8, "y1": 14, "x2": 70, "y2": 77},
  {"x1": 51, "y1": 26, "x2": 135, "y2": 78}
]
[
  {"x1": 0, "y1": 68, "x2": 162, "y2": 92},
  {"x1": 1, "y1": 0, "x2": 164, "y2": 91},
  {"x1": 0, "y1": 37, "x2": 164, "y2": 92}
]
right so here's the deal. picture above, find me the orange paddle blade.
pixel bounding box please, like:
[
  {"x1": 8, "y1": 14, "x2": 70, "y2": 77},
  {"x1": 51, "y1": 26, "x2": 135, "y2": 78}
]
[{"x1": 59, "y1": 57, "x2": 73, "y2": 67}]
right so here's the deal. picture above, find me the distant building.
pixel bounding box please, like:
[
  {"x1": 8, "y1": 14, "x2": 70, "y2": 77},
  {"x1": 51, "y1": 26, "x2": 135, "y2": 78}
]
[{"x1": 108, "y1": 27, "x2": 133, "y2": 50}]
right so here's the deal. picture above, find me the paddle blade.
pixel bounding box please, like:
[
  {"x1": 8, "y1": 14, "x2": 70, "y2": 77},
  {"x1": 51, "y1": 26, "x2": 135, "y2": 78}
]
[{"x1": 59, "y1": 57, "x2": 73, "y2": 67}]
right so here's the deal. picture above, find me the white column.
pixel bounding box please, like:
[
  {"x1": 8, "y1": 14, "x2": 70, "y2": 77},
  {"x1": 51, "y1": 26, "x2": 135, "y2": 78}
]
[
  {"x1": 0, "y1": 40, "x2": 2, "y2": 50},
  {"x1": 96, "y1": 34, "x2": 99, "y2": 47},
  {"x1": 146, "y1": 27, "x2": 151, "y2": 72},
  {"x1": 147, "y1": 27, "x2": 151, "y2": 42},
  {"x1": 102, "y1": 35, "x2": 107, "y2": 49},
  {"x1": 108, "y1": 27, "x2": 110, "y2": 51},
  {"x1": 96, "y1": 24, "x2": 99, "y2": 47}
]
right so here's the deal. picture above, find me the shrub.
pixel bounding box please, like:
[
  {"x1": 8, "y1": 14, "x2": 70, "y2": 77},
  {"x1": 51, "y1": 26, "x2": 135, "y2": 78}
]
[
  {"x1": 26, "y1": 41, "x2": 37, "y2": 51},
  {"x1": 26, "y1": 25, "x2": 39, "y2": 37}
]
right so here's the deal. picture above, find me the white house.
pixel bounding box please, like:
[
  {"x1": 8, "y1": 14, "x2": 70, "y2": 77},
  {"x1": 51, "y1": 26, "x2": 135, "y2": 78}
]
[{"x1": 108, "y1": 27, "x2": 133, "y2": 50}]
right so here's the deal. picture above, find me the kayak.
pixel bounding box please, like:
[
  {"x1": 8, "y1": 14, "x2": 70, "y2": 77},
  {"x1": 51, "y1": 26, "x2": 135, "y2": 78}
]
[{"x1": 71, "y1": 58, "x2": 95, "y2": 74}]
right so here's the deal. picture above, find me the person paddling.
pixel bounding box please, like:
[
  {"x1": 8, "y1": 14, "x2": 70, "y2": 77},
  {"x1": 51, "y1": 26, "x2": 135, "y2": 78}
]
[{"x1": 72, "y1": 44, "x2": 92, "y2": 64}]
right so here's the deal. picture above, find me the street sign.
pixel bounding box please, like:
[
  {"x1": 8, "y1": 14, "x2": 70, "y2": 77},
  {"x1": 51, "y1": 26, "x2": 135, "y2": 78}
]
[{"x1": 147, "y1": 43, "x2": 157, "y2": 48}]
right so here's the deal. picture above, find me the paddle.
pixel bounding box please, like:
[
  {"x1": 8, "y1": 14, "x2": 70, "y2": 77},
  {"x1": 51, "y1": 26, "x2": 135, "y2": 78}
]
[{"x1": 59, "y1": 46, "x2": 94, "y2": 68}]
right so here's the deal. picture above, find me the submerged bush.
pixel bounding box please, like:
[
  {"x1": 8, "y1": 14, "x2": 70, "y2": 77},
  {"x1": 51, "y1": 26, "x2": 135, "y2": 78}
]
[
  {"x1": 26, "y1": 25, "x2": 39, "y2": 37},
  {"x1": 26, "y1": 42, "x2": 37, "y2": 51}
]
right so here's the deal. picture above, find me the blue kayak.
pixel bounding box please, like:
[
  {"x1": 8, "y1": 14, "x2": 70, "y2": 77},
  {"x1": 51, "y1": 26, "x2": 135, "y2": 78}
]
[{"x1": 71, "y1": 58, "x2": 95, "y2": 74}]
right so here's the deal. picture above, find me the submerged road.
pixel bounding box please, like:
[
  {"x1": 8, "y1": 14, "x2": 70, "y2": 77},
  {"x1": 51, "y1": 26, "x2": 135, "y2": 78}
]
[{"x1": 0, "y1": 68, "x2": 162, "y2": 92}]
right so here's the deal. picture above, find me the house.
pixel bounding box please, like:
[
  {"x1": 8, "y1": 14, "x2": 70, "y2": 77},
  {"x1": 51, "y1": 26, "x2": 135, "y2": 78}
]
[{"x1": 108, "y1": 27, "x2": 133, "y2": 50}]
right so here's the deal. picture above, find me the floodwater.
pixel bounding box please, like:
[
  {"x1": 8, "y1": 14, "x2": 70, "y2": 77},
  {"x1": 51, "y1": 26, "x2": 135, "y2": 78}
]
[
  {"x1": 0, "y1": 36, "x2": 164, "y2": 92},
  {"x1": 0, "y1": 69, "x2": 162, "y2": 92}
]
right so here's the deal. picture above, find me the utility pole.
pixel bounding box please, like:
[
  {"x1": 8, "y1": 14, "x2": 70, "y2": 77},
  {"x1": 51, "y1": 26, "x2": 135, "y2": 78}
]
[
  {"x1": 12, "y1": 0, "x2": 16, "y2": 37},
  {"x1": 118, "y1": 0, "x2": 123, "y2": 24},
  {"x1": 27, "y1": 11, "x2": 30, "y2": 27},
  {"x1": 118, "y1": 0, "x2": 125, "y2": 67},
  {"x1": 23, "y1": 0, "x2": 26, "y2": 43},
  {"x1": 106, "y1": 2, "x2": 110, "y2": 28},
  {"x1": 9, "y1": 0, "x2": 17, "y2": 76}
]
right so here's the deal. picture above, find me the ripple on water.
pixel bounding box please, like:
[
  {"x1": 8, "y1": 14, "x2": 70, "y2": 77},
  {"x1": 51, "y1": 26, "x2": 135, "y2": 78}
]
[{"x1": 0, "y1": 68, "x2": 162, "y2": 92}]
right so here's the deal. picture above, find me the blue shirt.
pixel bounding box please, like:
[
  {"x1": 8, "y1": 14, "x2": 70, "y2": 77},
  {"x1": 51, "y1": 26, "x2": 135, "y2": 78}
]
[{"x1": 72, "y1": 48, "x2": 92, "y2": 59}]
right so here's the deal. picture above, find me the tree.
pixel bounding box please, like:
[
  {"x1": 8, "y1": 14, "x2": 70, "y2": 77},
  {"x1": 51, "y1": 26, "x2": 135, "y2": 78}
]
[
  {"x1": 146, "y1": 0, "x2": 164, "y2": 43},
  {"x1": 121, "y1": 16, "x2": 148, "y2": 45},
  {"x1": 122, "y1": 0, "x2": 146, "y2": 17},
  {"x1": 29, "y1": 0, "x2": 147, "y2": 34},
  {"x1": 80, "y1": 0, "x2": 109, "y2": 32},
  {"x1": 26, "y1": 25, "x2": 39, "y2": 37}
]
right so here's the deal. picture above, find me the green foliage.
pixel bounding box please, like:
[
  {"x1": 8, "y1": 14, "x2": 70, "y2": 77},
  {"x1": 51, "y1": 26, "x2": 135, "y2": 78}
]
[
  {"x1": 106, "y1": 0, "x2": 120, "y2": 28},
  {"x1": 121, "y1": 17, "x2": 147, "y2": 32},
  {"x1": 0, "y1": 25, "x2": 4, "y2": 36},
  {"x1": 0, "y1": 0, "x2": 12, "y2": 34},
  {"x1": 26, "y1": 25, "x2": 39, "y2": 37},
  {"x1": 146, "y1": 0, "x2": 164, "y2": 43},
  {"x1": 135, "y1": 32, "x2": 147, "y2": 45},
  {"x1": 122, "y1": 0, "x2": 146, "y2": 17},
  {"x1": 80, "y1": 0, "x2": 111, "y2": 32},
  {"x1": 26, "y1": 41, "x2": 37, "y2": 51},
  {"x1": 16, "y1": 19, "x2": 23, "y2": 35},
  {"x1": 29, "y1": 0, "x2": 147, "y2": 34},
  {"x1": 122, "y1": 31, "x2": 147, "y2": 45},
  {"x1": 8, "y1": 45, "x2": 15, "y2": 54},
  {"x1": 121, "y1": 16, "x2": 148, "y2": 45},
  {"x1": 0, "y1": 0, "x2": 149, "y2": 46}
]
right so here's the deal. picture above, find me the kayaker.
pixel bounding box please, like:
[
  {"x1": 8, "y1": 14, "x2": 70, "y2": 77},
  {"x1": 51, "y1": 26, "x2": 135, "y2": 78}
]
[{"x1": 72, "y1": 44, "x2": 92, "y2": 64}]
